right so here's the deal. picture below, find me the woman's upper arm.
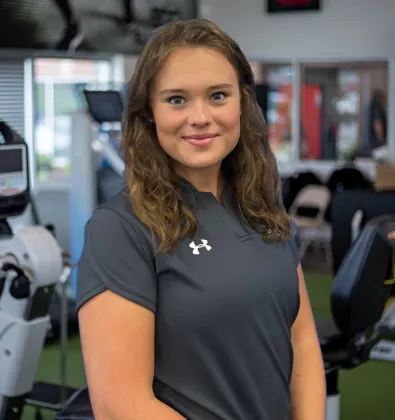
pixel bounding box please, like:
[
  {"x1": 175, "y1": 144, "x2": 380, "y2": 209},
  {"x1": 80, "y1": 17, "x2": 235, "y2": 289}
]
[
  {"x1": 79, "y1": 291, "x2": 155, "y2": 417},
  {"x1": 291, "y1": 265, "x2": 318, "y2": 346},
  {"x1": 76, "y1": 208, "x2": 157, "y2": 417}
]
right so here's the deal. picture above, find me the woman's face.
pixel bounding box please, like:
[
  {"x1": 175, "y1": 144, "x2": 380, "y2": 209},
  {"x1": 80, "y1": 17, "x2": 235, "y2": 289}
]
[{"x1": 150, "y1": 47, "x2": 241, "y2": 176}]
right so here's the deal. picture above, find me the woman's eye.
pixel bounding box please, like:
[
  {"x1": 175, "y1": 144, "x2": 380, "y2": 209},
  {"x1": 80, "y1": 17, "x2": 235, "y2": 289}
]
[
  {"x1": 212, "y1": 92, "x2": 228, "y2": 101},
  {"x1": 168, "y1": 96, "x2": 184, "y2": 105}
]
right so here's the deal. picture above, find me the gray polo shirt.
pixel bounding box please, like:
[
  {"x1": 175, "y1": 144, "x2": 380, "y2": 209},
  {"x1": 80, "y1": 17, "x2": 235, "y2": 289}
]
[{"x1": 77, "y1": 181, "x2": 300, "y2": 420}]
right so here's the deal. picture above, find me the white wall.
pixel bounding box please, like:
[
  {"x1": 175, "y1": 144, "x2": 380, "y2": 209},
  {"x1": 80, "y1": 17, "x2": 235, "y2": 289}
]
[{"x1": 203, "y1": 0, "x2": 395, "y2": 60}]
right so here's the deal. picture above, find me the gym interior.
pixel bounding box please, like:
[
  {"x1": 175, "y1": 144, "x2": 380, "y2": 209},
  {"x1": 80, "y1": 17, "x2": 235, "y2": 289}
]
[{"x1": 0, "y1": 0, "x2": 395, "y2": 419}]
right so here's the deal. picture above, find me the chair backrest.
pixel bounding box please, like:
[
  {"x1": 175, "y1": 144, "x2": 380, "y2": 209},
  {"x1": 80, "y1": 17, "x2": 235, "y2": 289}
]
[
  {"x1": 289, "y1": 185, "x2": 331, "y2": 224},
  {"x1": 326, "y1": 166, "x2": 372, "y2": 193},
  {"x1": 331, "y1": 217, "x2": 395, "y2": 336},
  {"x1": 282, "y1": 171, "x2": 323, "y2": 210}
]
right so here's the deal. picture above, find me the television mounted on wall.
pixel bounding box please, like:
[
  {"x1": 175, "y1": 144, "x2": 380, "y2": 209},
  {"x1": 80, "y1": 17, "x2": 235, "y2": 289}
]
[{"x1": 266, "y1": 0, "x2": 321, "y2": 13}]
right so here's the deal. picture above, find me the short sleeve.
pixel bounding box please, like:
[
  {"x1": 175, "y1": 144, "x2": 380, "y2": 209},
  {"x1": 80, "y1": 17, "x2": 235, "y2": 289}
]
[
  {"x1": 76, "y1": 208, "x2": 157, "y2": 313},
  {"x1": 289, "y1": 220, "x2": 300, "y2": 266}
]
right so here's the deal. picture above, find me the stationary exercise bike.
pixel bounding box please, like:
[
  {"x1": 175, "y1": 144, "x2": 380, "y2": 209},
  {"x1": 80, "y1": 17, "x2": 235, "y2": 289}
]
[{"x1": 0, "y1": 138, "x2": 74, "y2": 419}]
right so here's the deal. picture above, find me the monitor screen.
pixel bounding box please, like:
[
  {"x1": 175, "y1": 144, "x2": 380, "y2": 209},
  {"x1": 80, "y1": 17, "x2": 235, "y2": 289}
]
[
  {"x1": 0, "y1": 148, "x2": 23, "y2": 174},
  {"x1": 84, "y1": 91, "x2": 124, "y2": 124},
  {"x1": 0, "y1": 0, "x2": 198, "y2": 54}
]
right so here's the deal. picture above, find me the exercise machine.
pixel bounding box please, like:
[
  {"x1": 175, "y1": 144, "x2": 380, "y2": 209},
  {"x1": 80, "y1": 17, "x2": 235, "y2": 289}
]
[
  {"x1": 368, "y1": 215, "x2": 395, "y2": 362},
  {"x1": 0, "y1": 139, "x2": 60, "y2": 418},
  {"x1": 53, "y1": 215, "x2": 395, "y2": 420},
  {"x1": 331, "y1": 197, "x2": 395, "y2": 362},
  {"x1": 330, "y1": 188, "x2": 395, "y2": 273},
  {"x1": 318, "y1": 216, "x2": 395, "y2": 419},
  {"x1": 0, "y1": 139, "x2": 77, "y2": 419},
  {"x1": 69, "y1": 89, "x2": 126, "y2": 299},
  {"x1": 82, "y1": 88, "x2": 125, "y2": 192},
  {"x1": 0, "y1": 119, "x2": 78, "y2": 340}
]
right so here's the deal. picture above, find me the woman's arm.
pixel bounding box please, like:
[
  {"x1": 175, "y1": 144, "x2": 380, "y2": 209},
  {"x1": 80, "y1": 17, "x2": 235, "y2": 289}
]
[
  {"x1": 78, "y1": 290, "x2": 185, "y2": 420},
  {"x1": 290, "y1": 265, "x2": 326, "y2": 420}
]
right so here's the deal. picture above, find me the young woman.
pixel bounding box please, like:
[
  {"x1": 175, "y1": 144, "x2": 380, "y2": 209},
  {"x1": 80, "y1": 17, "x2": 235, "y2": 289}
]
[{"x1": 77, "y1": 18, "x2": 326, "y2": 420}]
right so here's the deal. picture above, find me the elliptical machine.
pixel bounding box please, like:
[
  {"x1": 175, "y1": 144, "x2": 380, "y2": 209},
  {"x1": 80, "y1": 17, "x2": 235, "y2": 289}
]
[{"x1": 0, "y1": 135, "x2": 65, "y2": 419}]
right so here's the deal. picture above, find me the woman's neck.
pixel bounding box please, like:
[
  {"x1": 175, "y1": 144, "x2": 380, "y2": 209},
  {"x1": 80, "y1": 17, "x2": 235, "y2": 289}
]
[{"x1": 177, "y1": 165, "x2": 223, "y2": 200}]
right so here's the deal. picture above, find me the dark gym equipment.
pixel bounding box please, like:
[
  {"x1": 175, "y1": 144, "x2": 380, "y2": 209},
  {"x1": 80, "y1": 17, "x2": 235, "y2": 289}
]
[
  {"x1": 331, "y1": 189, "x2": 395, "y2": 273},
  {"x1": 82, "y1": 90, "x2": 124, "y2": 124},
  {"x1": 324, "y1": 166, "x2": 373, "y2": 223},
  {"x1": 54, "y1": 216, "x2": 395, "y2": 420},
  {"x1": 318, "y1": 216, "x2": 394, "y2": 419},
  {"x1": 83, "y1": 89, "x2": 125, "y2": 204},
  {"x1": 326, "y1": 166, "x2": 372, "y2": 194},
  {"x1": 54, "y1": 388, "x2": 91, "y2": 420}
]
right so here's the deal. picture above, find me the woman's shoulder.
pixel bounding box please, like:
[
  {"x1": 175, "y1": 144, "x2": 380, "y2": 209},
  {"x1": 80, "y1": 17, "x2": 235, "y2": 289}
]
[{"x1": 88, "y1": 190, "x2": 153, "y2": 248}]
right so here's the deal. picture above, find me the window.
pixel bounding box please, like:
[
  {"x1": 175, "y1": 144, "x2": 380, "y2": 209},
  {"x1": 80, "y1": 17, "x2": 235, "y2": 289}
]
[
  {"x1": 300, "y1": 61, "x2": 388, "y2": 160},
  {"x1": 251, "y1": 62, "x2": 294, "y2": 162},
  {"x1": 33, "y1": 58, "x2": 112, "y2": 182}
]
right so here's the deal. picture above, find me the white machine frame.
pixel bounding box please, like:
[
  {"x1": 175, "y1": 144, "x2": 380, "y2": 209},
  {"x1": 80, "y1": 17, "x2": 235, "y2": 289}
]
[
  {"x1": 0, "y1": 138, "x2": 73, "y2": 419},
  {"x1": 0, "y1": 225, "x2": 64, "y2": 419}
]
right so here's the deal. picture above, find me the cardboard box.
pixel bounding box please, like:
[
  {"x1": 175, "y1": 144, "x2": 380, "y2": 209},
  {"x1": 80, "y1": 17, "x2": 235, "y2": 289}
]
[{"x1": 375, "y1": 162, "x2": 395, "y2": 191}]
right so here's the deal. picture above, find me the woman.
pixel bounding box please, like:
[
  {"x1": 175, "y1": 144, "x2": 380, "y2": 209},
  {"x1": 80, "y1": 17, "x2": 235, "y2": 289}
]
[{"x1": 77, "y1": 18, "x2": 326, "y2": 420}]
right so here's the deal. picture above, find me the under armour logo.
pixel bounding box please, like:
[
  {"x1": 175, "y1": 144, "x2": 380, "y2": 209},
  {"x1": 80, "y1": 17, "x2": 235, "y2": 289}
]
[{"x1": 189, "y1": 239, "x2": 212, "y2": 255}]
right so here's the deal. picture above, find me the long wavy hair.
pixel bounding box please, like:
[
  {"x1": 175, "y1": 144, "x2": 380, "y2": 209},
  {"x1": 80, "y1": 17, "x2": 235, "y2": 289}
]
[{"x1": 122, "y1": 18, "x2": 291, "y2": 252}]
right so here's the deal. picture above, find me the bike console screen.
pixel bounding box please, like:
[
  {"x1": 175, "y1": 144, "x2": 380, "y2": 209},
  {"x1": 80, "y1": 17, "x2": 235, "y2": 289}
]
[{"x1": 0, "y1": 144, "x2": 28, "y2": 197}]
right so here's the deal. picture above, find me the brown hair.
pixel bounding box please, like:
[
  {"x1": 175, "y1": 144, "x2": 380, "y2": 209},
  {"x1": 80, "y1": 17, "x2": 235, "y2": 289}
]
[{"x1": 122, "y1": 18, "x2": 291, "y2": 252}]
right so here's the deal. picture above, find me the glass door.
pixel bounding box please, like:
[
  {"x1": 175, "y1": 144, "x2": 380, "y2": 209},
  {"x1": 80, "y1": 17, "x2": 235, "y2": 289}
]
[{"x1": 33, "y1": 58, "x2": 112, "y2": 182}]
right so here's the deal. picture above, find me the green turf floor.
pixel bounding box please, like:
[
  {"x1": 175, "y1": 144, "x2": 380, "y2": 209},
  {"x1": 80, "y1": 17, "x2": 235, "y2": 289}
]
[{"x1": 22, "y1": 272, "x2": 395, "y2": 420}]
